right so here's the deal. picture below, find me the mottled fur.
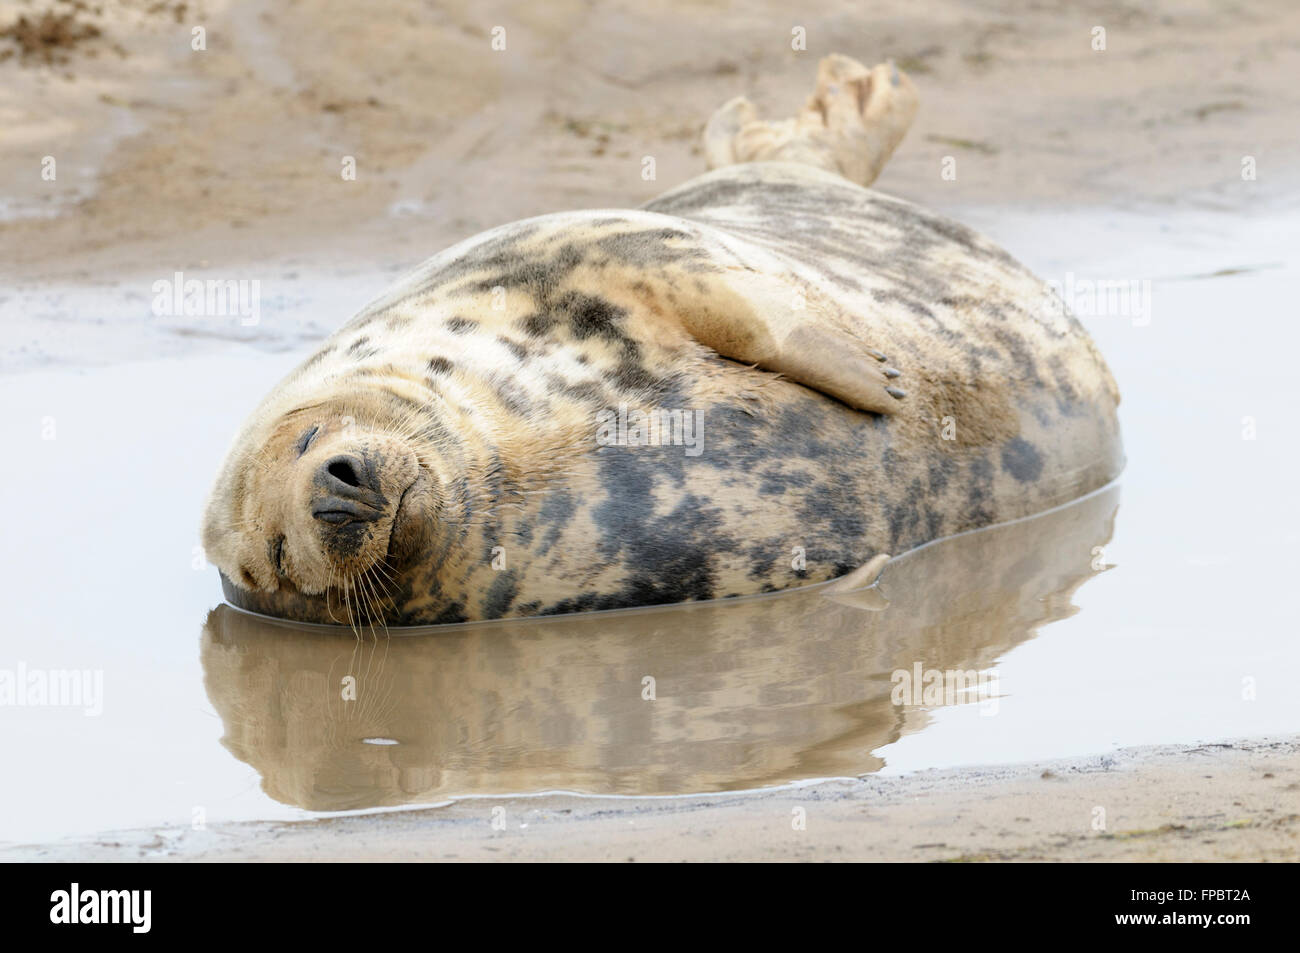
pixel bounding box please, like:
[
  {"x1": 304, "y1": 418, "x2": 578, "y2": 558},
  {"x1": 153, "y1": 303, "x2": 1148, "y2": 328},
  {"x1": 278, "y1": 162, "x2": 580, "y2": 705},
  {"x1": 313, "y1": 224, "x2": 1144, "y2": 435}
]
[{"x1": 202, "y1": 160, "x2": 1121, "y2": 626}]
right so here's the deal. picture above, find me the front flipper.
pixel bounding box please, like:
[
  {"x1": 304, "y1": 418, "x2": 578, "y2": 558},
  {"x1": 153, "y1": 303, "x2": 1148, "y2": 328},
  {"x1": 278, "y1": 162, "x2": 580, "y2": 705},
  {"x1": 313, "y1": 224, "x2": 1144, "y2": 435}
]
[
  {"x1": 766, "y1": 321, "x2": 907, "y2": 414},
  {"x1": 674, "y1": 265, "x2": 907, "y2": 415}
]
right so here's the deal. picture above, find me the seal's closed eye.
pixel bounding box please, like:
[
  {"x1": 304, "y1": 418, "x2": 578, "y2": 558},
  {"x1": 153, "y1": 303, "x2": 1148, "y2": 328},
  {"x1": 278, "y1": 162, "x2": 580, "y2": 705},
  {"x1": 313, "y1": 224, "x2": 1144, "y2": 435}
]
[{"x1": 296, "y1": 425, "x2": 319, "y2": 457}]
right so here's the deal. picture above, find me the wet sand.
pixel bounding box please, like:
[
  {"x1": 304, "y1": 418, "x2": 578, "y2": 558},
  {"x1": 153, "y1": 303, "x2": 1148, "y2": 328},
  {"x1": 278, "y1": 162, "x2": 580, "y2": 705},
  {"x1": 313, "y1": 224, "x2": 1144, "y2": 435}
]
[
  {"x1": 9, "y1": 735, "x2": 1297, "y2": 862},
  {"x1": 4, "y1": 0, "x2": 1300, "y2": 372}
]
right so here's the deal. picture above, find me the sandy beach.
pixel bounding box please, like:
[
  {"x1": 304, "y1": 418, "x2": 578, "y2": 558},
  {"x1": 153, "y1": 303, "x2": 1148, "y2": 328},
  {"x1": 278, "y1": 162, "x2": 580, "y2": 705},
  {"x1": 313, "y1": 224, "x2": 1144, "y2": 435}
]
[
  {"x1": 2, "y1": 0, "x2": 1298, "y2": 862},
  {"x1": 7, "y1": 736, "x2": 1297, "y2": 862}
]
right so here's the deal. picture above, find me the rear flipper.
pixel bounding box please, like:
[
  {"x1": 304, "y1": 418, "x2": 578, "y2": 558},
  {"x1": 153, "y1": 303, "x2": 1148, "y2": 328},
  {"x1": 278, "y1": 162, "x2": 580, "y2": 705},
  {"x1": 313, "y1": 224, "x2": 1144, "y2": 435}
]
[{"x1": 704, "y1": 53, "x2": 919, "y2": 187}]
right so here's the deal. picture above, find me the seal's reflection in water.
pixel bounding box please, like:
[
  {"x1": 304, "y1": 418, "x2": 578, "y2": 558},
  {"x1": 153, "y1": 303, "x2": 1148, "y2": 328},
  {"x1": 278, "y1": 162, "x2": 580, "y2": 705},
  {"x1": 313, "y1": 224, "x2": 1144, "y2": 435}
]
[{"x1": 201, "y1": 486, "x2": 1119, "y2": 812}]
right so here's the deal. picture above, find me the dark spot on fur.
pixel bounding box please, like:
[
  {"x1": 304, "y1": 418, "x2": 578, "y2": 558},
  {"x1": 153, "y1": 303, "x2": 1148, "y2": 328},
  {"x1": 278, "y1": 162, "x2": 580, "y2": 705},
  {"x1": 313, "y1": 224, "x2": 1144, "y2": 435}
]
[
  {"x1": 758, "y1": 468, "x2": 813, "y2": 496},
  {"x1": 430, "y1": 602, "x2": 468, "y2": 625},
  {"x1": 491, "y1": 376, "x2": 533, "y2": 416},
  {"x1": 606, "y1": 360, "x2": 665, "y2": 394},
  {"x1": 545, "y1": 448, "x2": 735, "y2": 612},
  {"x1": 1001, "y1": 437, "x2": 1044, "y2": 483},
  {"x1": 562, "y1": 292, "x2": 628, "y2": 342},
  {"x1": 536, "y1": 489, "x2": 576, "y2": 553},
  {"x1": 992, "y1": 327, "x2": 1042, "y2": 383},
  {"x1": 966, "y1": 454, "x2": 996, "y2": 524},
  {"x1": 345, "y1": 335, "x2": 380, "y2": 359},
  {"x1": 927, "y1": 456, "x2": 953, "y2": 494},
  {"x1": 498, "y1": 336, "x2": 529, "y2": 361},
  {"x1": 880, "y1": 446, "x2": 900, "y2": 480},
  {"x1": 746, "y1": 541, "x2": 778, "y2": 579},
  {"x1": 520, "y1": 312, "x2": 557, "y2": 337},
  {"x1": 467, "y1": 242, "x2": 586, "y2": 301},
  {"x1": 482, "y1": 571, "x2": 519, "y2": 619},
  {"x1": 592, "y1": 227, "x2": 717, "y2": 271}
]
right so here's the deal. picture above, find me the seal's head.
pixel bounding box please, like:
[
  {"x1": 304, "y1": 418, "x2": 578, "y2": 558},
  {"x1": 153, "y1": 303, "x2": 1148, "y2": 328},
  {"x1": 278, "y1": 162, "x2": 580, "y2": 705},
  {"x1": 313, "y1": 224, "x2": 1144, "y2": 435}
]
[{"x1": 201, "y1": 395, "x2": 433, "y2": 615}]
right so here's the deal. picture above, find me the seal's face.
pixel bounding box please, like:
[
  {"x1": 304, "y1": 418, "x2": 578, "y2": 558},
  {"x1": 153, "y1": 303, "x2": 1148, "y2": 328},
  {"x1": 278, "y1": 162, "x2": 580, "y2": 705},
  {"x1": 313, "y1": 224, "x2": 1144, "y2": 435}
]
[{"x1": 201, "y1": 409, "x2": 423, "y2": 603}]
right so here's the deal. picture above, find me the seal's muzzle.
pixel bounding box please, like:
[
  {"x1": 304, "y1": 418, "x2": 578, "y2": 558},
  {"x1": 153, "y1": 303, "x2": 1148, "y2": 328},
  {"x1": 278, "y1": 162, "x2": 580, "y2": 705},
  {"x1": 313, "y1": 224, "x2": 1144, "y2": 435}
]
[{"x1": 311, "y1": 453, "x2": 387, "y2": 524}]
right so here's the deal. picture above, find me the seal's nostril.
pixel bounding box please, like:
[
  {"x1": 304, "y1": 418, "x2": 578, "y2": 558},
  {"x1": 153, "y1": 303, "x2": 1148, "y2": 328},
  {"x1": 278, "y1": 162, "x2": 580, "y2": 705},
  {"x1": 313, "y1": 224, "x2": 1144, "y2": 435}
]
[
  {"x1": 318, "y1": 453, "x2": 374, "y2": 494},
  {"x1": 328, "y1": 459, "x2": 362, "y2": 488}
]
